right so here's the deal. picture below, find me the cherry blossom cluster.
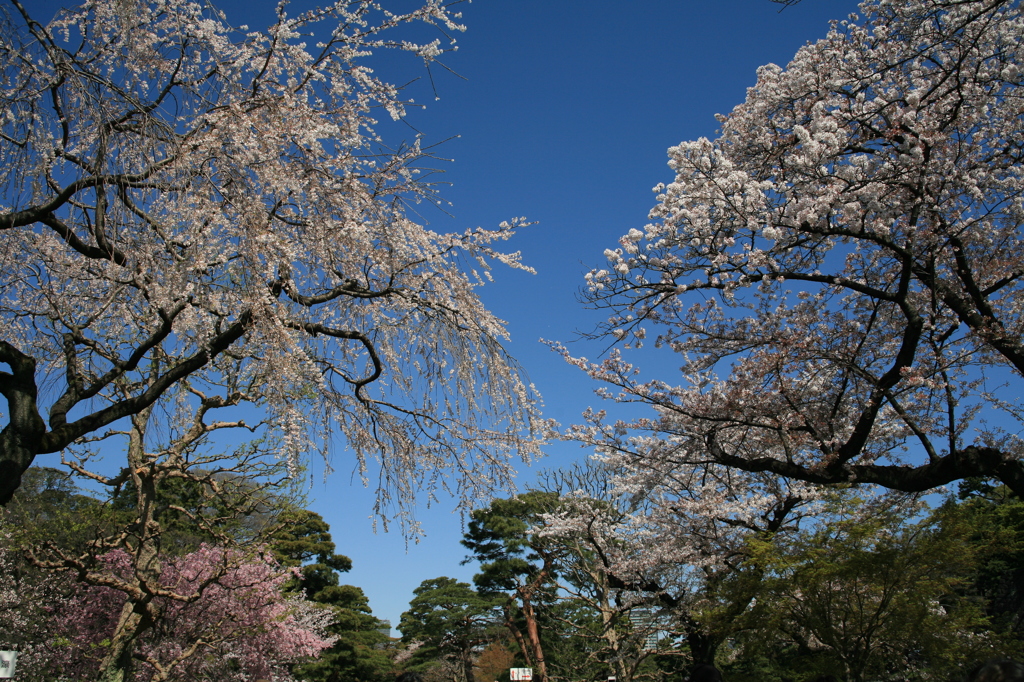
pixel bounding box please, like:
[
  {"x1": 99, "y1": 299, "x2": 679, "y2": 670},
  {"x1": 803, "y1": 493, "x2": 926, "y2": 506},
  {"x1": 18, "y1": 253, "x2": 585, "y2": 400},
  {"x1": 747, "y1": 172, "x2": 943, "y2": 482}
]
[
  {"x1": 32, "y1": 546, "x2": 334, "y2": 681},
  {"x1": 0, "y1": 0, "x2": 549, "y2": 519},
  {"x1": 570, "y1": 0, "x2": 1024, "y2": 497}
]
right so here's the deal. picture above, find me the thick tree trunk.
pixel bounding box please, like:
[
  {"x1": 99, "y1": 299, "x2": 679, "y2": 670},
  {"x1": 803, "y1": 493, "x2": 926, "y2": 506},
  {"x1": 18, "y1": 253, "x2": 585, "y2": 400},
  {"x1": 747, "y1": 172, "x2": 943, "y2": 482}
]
[
  {"x1": 685, "y1": 629, "x2": 719, "y2": 668},
  {"x1": 603, "y1": 606, "x2": 630, "y2": 682},
  {"x1": 461, "y1": 646, "x2": 476, "y2": 682},
  {"x1": 95, "y1": 602, "x2": 149, "y2": 682},
  {"x1": 0, "y1": 342, "x2": 45, "y2": 505}
]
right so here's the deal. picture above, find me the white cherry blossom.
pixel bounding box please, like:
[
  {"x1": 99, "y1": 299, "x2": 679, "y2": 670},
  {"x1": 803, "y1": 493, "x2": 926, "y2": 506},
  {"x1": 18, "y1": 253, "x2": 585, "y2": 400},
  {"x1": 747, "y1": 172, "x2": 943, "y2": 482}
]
[
  {"x1": 571, "y1": 0, "x2": 1024, "y2": 497},
  {"x1": 0, "y1": 0, "x2": 548, "y2": 516}
]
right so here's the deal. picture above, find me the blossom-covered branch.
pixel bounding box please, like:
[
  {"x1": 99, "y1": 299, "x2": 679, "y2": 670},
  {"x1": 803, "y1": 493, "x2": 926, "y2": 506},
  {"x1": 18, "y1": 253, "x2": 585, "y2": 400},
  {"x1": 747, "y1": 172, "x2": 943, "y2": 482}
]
[
  {"x1": 573, "y1": 0, "x2": 1024, "y2": 496},
  {"x1": 0, "y1": 0, "x2": 549, "y2": 514}
]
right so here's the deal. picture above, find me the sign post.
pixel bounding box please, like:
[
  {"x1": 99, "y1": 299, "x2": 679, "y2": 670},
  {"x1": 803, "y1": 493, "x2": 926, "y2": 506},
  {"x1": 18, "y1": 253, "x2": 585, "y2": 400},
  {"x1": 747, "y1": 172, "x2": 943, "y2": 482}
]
[
  {"x1": 0, "y1": 651, "x2": 17, "y2": 679},
  {"x1": 509, "y1": 668, "x2": 533, "y2": 681}
]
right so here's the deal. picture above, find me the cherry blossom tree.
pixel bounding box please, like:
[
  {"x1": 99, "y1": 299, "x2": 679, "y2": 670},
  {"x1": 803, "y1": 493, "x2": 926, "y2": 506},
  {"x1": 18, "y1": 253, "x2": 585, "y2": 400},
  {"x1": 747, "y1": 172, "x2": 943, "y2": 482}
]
[
  {"x1": 0, "y1": 0, "x2": 546, "y2": 513},
  {"x1": 537, "y1": 458, "x2": 817, "y2": 670},
  {"x1": 31, "y1": 545, "x2": 334, "y2": 682},
  {"x1": 25, "y1": 383, "x2": 292, "y2": 682},
  {"x1": 0, "y1": 531, "x2": 75, "y2": 676},
  {"x1": 531, "y1": 464, "x2": 676, "y2": 682},
  {"x1": 567, "y1": 0, "x2": 1024, "y2": 497}
]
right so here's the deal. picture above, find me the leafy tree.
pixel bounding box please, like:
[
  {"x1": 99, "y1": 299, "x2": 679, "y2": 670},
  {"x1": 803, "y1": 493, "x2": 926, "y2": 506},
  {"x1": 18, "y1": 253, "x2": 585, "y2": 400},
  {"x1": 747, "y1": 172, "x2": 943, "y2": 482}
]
[
  {"x1": 8, "y1": 463, "x2": 390, "y2": 682},
  {"x1": 732, "y1": 493, "x2": 1009, "y2": 682},
  {"x1": 563, "y1": 0, "x2": 1024, "y2": 498},
  {"x1": 292, "y1": 584, "x2": 395, "y2": 682},
  {"x1": 0, "y1": 0, "x2": 546, "y2": 519},
  {"x1": 473, "y1": 641, "x2": 516, "y2": 682},
  {"x1": 107, "y1": 461, "x2": 290, "y2": 557},
  {"x1": 2, "y1": 466, "x2": 116, "y2": 554},
  {"x1": 951, "y1": 480, "x2": 1024, "y2": 640},
  {"x1": 462, "y1": 492, "x2": 563, "y2": 682},
  {"x1": 270, "y1": 507, "x2": 354, "y2": 599},
  {"x1": 400, "y1": 577, "x2": 503, "y2": 682}
]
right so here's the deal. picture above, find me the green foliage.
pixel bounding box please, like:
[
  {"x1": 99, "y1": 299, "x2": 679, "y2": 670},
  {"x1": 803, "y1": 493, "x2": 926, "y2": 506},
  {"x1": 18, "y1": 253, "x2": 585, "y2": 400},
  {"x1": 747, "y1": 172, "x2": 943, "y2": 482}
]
[
  {"x1": 3, "y1": 467, "x2": 116, "y2": 554},
  {"x1": 267, "y1": 507, "x2": 394, "y2": 682},
  {"x1": 461, "y1": 492, "x2": 565, "y2": 681},
  {"x1": 292, "y1": 584, "x2": 394, "y2": 682},
  {"x1": 535, "y1": 599, "x2": 610, "y2": 682},
  {"x1": 954, "y1": 479, "x2": 1024, "y2": 639},
  {"x1": 728, "y1": 492, "x2": 1014, "y2": 682},
  {"x1": 270, "y1": 507, "x2": 354, "y2": 599},
  {"x1": 400, "y1": 577, "x2": 503, "y2": 681},
  {"x1": 106, "y1": 454, "x2": 290, "y2": 556},
  {"x1": 109, "y1": 474, "x2": 216, "y2": 554},
  {"x1": 462, "y1": 491, "x2": 561, "y2": 596}
]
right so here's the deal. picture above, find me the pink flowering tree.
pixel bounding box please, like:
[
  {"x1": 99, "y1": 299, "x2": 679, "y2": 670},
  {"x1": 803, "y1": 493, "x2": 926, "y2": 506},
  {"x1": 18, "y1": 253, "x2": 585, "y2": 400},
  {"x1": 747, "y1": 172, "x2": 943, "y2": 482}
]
[
  {"x1": 0, "y1": 0, "x2": 547, "y2": 515},
  {"x1": 31, "y1": 546, "x2": 334, "y2": 682},
  {"x1": 6, "y1": 407, "x2": 321, "y2": 682},
  {"x1": 21, "y1": 381, "x2": 295, "y2": 682},
  {"x1": 564, "y1": 0, "x2": 1024, "y2": 498}
]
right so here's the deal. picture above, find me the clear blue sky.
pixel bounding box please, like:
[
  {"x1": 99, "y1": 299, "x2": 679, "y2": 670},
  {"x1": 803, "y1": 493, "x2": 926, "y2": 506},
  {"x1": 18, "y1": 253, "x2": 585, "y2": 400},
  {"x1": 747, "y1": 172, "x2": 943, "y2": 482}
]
[
  {"x1": 28, "y1": 0, "x2": 861, "y2": 633},
  {"x1": 299, "y1": 0, "x2": 863, "y2": 632}
]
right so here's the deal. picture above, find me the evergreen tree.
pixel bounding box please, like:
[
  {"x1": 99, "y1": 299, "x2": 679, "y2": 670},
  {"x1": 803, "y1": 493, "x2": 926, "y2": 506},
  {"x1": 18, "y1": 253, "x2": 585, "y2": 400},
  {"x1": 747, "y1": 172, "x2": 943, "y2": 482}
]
[
  {"x1": 954, "y1": 479, "x2": 1024, "y2": 640},
  {"x1": 462, "y1": 492, "x2": 563, "y2": 682},
  {"x1": 292, "y1": 584, "x2": 394, "y2": 682},
  {"x1": 400, "y1": 577, "x2": 503, "y2": 682},
  {"x1": 270, "y1": 507, "x2": 395, "y2": 682},
  {"x1": 270, "y1": 507, "x2": 354, "y2": 598}
]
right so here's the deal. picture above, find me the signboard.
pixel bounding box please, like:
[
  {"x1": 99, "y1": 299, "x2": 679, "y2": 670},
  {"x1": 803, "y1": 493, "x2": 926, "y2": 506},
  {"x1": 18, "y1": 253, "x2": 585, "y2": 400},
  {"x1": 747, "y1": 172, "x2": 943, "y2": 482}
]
[
  {"x1": 509, "y1": 668, "x2": 533, "y2": 681},
  {"x1": 0, "y1": 651, "x2": 17, "y2": 679}
]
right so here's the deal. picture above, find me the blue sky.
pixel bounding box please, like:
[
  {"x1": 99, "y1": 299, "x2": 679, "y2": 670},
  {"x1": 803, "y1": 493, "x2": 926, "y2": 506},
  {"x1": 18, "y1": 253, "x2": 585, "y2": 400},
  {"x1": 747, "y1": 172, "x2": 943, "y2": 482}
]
[
  {"x1": 297, "y1": 0, "x2": 863, "y2": 632},
  {"x1": 27, "y1": 0, "x2": 861, "y2": 633}
]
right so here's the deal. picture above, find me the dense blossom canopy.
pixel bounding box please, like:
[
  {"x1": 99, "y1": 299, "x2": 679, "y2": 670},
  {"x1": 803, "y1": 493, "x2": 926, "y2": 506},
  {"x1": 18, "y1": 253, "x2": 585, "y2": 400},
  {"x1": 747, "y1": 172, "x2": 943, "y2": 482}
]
[
  {"x1": 36, "y1": 546, "x2": 334, "y2": 681},
  {"x1": 0, "y1": 0, "x2": 547, "y2": 514},
  {"x1": 569, "y1": 0, "x2": 1024, "y2": 496}
]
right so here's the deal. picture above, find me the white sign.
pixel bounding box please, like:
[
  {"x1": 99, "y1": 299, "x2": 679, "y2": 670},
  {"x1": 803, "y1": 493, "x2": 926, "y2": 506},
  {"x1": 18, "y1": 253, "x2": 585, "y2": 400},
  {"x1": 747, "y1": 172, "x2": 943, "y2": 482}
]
[
  {"x1": 0, "y1": 651, "x2": 17, "y2": 679},
  {"x1": 509, "y1": 668, "x2": 533, "y2": 681}
]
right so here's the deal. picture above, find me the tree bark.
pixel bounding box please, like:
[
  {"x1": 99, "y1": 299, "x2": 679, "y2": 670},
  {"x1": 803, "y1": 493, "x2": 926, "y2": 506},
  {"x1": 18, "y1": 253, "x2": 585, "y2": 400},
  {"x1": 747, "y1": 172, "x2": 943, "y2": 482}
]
[
  {"x1": 503, "y1": 601, "x2": 534, "y2": 672},
  {"x1": 95, "y1": 603, "x2": 150, "y2": 682},
  {"x1": 518, "y1": 592, "x2": 548, "y2": 682},
  {"x1": 685, "y1": 628, "x2": 719, "y2": 668},
  {"x1": 0, "y1": 342, "x2": 46, "y2": 505},
  {"x1": 709, "y1": 433, "x2": 1024, "y2": 500},
  {"x1": 461, "y1": 646, "x2": 476, "y2": 682},
  {"x1": 94, "y1": 408, "x2": 162, "y2": 682}
]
